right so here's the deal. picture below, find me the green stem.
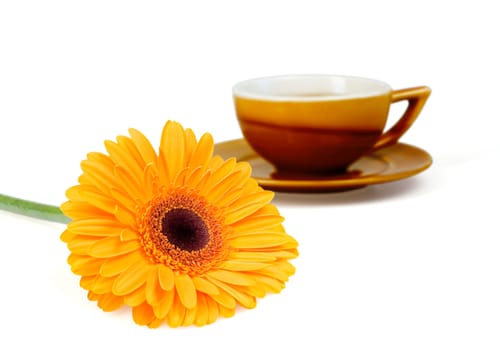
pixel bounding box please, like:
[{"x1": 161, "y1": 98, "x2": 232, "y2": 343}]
[{"x1": 0, "y1": 193, "x2": 69, "y2": 224}]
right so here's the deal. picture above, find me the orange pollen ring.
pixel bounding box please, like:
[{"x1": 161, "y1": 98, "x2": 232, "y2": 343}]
[{"x1": 138, "y1": 188, "x2": 228, "y2": 275}]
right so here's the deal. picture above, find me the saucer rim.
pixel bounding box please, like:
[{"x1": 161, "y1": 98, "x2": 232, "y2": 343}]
[{"x1": 213, "y1": 138, "x2": 432, "y2": 192}]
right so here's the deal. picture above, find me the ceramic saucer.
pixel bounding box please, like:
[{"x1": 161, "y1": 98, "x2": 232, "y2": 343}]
[{"x1": 213, "y1": 139, "x2": 432, "y2": 193}]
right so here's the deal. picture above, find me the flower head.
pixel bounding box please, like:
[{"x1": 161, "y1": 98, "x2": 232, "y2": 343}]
[{"x1": 60, "y1": 120, "x2": 298, "y2": 327}]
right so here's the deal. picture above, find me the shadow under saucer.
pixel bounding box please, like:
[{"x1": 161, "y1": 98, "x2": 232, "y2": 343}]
[{"x1": 271, "y1": 176, "x2": 428, "y2": 206}]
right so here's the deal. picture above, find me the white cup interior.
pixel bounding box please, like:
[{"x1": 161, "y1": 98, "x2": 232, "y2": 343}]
[{"x1": 232, "y1": 74, "x2": 391, "y2": 101}]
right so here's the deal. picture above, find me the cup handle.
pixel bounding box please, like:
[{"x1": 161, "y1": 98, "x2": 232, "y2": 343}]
[{"x1": 372, "y1": 86, "x2": 431, "y2": 150}]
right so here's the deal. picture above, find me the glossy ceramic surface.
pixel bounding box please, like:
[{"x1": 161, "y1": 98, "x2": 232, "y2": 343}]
[
  {"x1": 233, "y1": 75, "x2": 431, "y2": 175},
  {"x1": 214, "y1": 138, "x2": 432, "y2": 193}
]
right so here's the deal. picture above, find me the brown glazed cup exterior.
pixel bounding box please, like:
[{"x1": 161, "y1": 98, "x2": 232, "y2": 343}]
[{"x1": 233, "y1": 74, "x2": 431, "y2": 176}]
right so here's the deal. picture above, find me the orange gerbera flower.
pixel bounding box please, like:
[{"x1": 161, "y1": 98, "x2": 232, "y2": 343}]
[{"x1": 60, "y1": 120, "x2": 298, "y2": 327}]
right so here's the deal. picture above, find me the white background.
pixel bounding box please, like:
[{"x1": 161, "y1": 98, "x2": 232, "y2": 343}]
[{"x1": 1, "y1": 1, "x2": 499, "y2": 349}]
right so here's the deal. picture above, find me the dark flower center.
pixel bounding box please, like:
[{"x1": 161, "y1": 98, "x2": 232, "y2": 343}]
[
  {"x1": 139, "y1": 189, "x2": 228, "y2": 274},
  {"x1": 161, "y1": 208, "x2": 209, "y2": 251}
]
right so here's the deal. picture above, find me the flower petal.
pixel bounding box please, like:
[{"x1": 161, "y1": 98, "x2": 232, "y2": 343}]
[
  {"x1": 219, "y1": 260, "x2": 271, "y2": 271},
  {"x1": 92, "y1": 275, "x2": 114, "y2": 294},
  {"x1": 256, "y1": 261, "x2": 296, "y2": 282},
  {"x1": 229, "y1": 233, "x2": 291, "y2": 249},
  {"x1": 174, "y1": 273, "x2": 197, "y2": 309},
  {"x1": 231, "y1": 214, "x2": 285, "y2": 235},
  {"x1": 159, "y1": 121, "x2": 186, "y2": 184},
  {"x1": 153, "y1": 290, "x2": 174, "y2": 319},
  {"x1": 166, "y1": 294, "x2": 186, "y2": 327},
  {"x1": 120, "y1": 228, "x2": 138, "y2": 241},
  {"x1": 99, "y1": 250, "x2": 143, "y2": 277},
  {"x1": 124, "y1": 284, "x2": 146, "y2": 307},
  {"x1": 205, "y1": 169, "x2": 248, "y2": 203},
  {"x1": 192, "y1": 276, "x2": 220, "y2": 295},
  {"x1": 206, "y1": 270, "x2": 256, "y2": 286},
  {"x1": 132, "y1": 302, "x2": 155, "y2": 326},
  {"x1": 224, "y1": 191, "x2": 275, "y2": 223},
  {"x1": 183, "y1": 127, "x2": 198, "y2": 164},
  {"x1": 77, "y1": 188, "x2": 117, "y2": 215},
  {"x1": 228, "y1": 251, "x2": 277, "y2": 262},
  {"x1": 68, "y1": 218, "x2": 124, "y2": 237},
  {"x1": 209, "y1": 289, "x2": 236, "y2": 309},
  {"x1": 218, "y1": 305, "x2": 236, "y2": 319},
  {"x1": 194, "y1": 293, "x2": 209, "y2": 326},
  {"x1": 128, "y1": 128, "x2": 157, "y2": 165},
  {"x1": 82, "y1": 276, "x2": 98, "y2": 290},
  {"x1": 247, "y1": 273, "x2": 285, "y2": 293},
  {"x1": 182, "y1": 305, "x2": 197, "y2": 326},
  {"x1": 199, "y1": 158, "x2": 236, "y2": 196},
  {"x1": 88, "y1": 236, "x2": 141, "y2": 258},
  {"x1": 104, "y1": 140, "x2": 143, "y2": 185},
  {"x1": 259, "y1": 249, "x2": 299, "y2": 259},
  {"x1": 206, "y1": 276, "x2": 256, "y2": 309},
  {"x1": 149, "y1": 318, "x2": 165, "y2": 328},
  {"x1": 86, "y1": 151, "x2": 114, "y2": 167},
  {"x1": 146, "y1": 266, "x2": 165, "y2": 306},
  {"x1": 80, "y1": 159, "x2": 116, "y2": 196},
  {"x1": 205, "y1": 295, "x2": 220, "y2": 324},
  {"x1": 117, "y1": 135, "x2": 145, "y2": 169},
  {"x1": 114, "y1": 204, "x2": 137, "y2": 228},
  {"x1": 112, "y1": 260, "x2": 150, "y2": 296},
  {"x1": 157, "y1": 264, "x2": 175, "y2": 291},
  {"x1": 184, "y1": 166, "x2": 211, "y2": 189},
  {"x1": 110, "y1": 188, "x2": 138, "y2": 213},
  {"x1": 67, "y1": 235, "x2": 98, "y2": 254},
  {"x1": 61, "y1": 200, "x2": 112, "y2": 220},
  {"x1": 188, "y1": 132, "x2": 213, "y2": 168},
  {"x1": 172, "y1": 166, "x2": 192, "y2": 187},
  {"x1": 142, "y1": 163, "x2": 159, "y2": 199},
  {"x1": 96, "y1": 292, "x2": 123, "y2": 312},
  {"x1": 114, "y1": 166, "x2": 144, "y2": 203},
  {"x1": 68, "y1": 255, "x2": 101, "y2": 276}
]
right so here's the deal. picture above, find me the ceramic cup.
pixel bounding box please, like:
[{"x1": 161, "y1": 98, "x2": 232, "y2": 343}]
[{"x1": 232, "y1": 74, "x2": 431, "y2": 177}]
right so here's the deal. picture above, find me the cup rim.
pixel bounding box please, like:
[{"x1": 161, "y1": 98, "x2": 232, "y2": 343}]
[{"x1": 232, "y1": 74, "x2": 392, "y2": 101}]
